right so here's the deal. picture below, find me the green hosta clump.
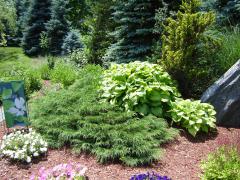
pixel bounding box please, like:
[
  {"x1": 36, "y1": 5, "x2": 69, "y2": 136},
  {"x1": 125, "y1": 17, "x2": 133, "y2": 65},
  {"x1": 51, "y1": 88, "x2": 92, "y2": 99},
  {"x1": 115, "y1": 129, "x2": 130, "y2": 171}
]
[
  {"x1": 101, "y1": 61, "x2": 180, "y2": 117},
  {"x1": 170, "y1": 99, "x2": 216, "y2": 136}
]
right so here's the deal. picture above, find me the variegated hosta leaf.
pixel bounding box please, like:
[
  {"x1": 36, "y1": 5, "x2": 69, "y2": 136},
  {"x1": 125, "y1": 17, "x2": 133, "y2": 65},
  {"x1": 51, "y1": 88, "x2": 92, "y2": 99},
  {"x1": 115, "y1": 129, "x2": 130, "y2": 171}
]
[
  {"x1": 170, "y1": 99, "x2": 217, "y2": 137},
  {"x1": 101, "y1": 61, "x2": 180, "y2": 117}
]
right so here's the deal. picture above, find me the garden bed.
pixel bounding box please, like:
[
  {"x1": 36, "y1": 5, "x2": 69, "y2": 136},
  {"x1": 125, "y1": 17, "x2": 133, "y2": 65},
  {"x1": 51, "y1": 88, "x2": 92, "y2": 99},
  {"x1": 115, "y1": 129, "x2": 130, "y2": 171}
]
[{"x1": 0, "y1": 126, "x2": 239, "y2": 180}]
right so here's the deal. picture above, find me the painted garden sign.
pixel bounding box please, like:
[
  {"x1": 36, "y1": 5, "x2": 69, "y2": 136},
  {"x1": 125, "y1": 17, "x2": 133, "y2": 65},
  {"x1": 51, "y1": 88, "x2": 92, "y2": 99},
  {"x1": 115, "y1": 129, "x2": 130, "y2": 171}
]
[{"x1": 0, "y1": 81, "x2": 28, "y2": 128}]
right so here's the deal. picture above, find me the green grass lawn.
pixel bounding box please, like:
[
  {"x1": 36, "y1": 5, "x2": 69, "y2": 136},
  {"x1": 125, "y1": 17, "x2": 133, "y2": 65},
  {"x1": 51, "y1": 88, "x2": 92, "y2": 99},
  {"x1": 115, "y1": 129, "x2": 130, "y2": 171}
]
[{"x1": 0, "y1": 47, "x2": 46, "y2": 75}]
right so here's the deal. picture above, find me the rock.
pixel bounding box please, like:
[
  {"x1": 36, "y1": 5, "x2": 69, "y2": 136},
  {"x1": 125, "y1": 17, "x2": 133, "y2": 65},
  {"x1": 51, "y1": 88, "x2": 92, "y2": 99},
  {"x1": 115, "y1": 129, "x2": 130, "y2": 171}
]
[{"x1": 201, "y1": 60, "x2": 240, "y2": 127}]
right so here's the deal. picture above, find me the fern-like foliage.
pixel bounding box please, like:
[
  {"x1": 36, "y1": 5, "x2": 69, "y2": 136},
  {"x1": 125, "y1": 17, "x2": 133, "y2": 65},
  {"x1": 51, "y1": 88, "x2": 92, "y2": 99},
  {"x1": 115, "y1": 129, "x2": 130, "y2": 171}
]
[{"x1": 30, "y1": 65, "x2": 178, "y2": 167}]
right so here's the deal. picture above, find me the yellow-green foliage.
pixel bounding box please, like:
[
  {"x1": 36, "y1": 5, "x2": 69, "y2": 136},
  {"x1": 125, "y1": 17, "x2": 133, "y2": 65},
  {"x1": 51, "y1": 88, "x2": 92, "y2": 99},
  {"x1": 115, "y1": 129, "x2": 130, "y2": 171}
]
[
  {"x1": 201, "y1": 147, "x2": 240, "y2": 180},
  {"x1": 170, "y1": 99, "x2": 216, "y2": 137},
  {"x1": 160, "y1": 0, "x2": 216, "y2": 98}
]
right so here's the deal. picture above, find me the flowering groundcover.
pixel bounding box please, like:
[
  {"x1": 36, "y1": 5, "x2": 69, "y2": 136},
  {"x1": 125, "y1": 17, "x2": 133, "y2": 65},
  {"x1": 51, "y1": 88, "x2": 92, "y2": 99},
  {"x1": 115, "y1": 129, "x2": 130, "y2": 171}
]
[
  {"x1": 130, "y1": 172, "x2": 171, "y2": 180},
  {"x1": 30, "y1": 163, "x2": 88, "y2": 180},
  {"x1": 0, "y1": 129, "x2": 48, "y2": 163}
]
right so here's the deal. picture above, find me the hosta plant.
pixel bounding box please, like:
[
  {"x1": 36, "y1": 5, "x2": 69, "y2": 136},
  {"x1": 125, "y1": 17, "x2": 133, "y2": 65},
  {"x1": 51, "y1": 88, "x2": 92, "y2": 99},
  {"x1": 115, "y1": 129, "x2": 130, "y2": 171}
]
[
  {"x1": 0, "y1": 129, "x2": 48, "y2": 163},
  {"x1": 170, "y1": 99, "x2": 216, "y2": 136},
  {"x1": 101, "y1": 61, "x2": 180, "y2": 117},
  {"x1": 130, "y1": 172, "x2": 171, "y2": 180},
  {"x1": 30, "y1": 163, "x2": 88, "y2": 180}
]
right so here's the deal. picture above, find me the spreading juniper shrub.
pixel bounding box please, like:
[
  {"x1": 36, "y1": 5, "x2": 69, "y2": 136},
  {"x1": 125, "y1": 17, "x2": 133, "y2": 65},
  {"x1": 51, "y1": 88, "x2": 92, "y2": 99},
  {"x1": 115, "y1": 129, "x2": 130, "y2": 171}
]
[{"x1": 30, "y1": 65, "x2": 178, "y2": 166}]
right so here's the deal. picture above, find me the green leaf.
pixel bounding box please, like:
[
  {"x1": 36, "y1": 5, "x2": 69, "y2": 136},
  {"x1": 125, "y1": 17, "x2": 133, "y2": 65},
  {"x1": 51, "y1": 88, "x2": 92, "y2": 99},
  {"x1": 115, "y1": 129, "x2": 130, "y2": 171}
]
[
  {"x1": 151, "y1": 106, "x2": 163, "y2": 117},
  {"x1": 2, "y1": 88, "x2": 12, "y2": 99},
  {"x1": 12, "y1": 81, "x2": 23, "y2": 93}
]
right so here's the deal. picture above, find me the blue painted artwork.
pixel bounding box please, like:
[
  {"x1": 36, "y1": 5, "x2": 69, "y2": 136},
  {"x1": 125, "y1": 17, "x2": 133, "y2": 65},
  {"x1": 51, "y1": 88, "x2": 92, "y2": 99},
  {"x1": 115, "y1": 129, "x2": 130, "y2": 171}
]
[{"x1": 0, "y1": 80, "x2": 28, "y2": 128}]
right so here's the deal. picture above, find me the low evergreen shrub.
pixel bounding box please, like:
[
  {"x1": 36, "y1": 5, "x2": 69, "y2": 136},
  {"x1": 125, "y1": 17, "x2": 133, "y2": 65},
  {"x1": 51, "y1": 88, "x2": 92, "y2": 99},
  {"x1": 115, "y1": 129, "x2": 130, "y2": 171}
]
[
  {"x1": 201, "y1": 146, "x2": 240, "y2": 180},
  {"x1": 101, "y1": 61, "x2": 180, "y2": 117},
  {"x1": 30, "y1": 65, "x2": 178, "y2": 166}
]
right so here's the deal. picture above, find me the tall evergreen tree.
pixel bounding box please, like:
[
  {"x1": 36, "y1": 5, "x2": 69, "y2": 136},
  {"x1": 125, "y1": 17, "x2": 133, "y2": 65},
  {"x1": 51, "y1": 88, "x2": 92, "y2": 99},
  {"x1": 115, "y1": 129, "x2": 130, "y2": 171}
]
[
  {"x1": 46, "y1": 0, "x2": 70, "y2": 55},
  {"x1": 12, "y1": 0, "x2": 31, "y2": 46},
  {"x1": 88, "y1": 0, "x2": 116, "y2": 65},
  {"x1": 202, "y1": 0, "x2": 240, "y2": 25},
  {"x1": 105, "y1": 0, "x2": 161, "y2": 63},
  {"x1": 16, "y1": 0, "x2": 31, "y2": 36},
  {"x1": 22, "y1": 0, "x2": 51, "y2": 56}
]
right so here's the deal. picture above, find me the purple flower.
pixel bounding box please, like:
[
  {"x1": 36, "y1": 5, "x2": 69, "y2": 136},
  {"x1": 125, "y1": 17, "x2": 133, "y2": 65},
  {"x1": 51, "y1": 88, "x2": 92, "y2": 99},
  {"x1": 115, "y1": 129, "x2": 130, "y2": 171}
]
[{"x1": 130, "y1": 172, "x2": 171, "y2": 180}]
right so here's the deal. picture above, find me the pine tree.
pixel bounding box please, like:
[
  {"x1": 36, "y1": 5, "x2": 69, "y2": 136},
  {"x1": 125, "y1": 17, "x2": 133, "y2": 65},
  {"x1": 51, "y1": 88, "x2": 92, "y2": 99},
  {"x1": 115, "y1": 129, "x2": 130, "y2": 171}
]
[
  {"x1": 46, "y1": 0, "x2": 70, "y2": 56},
  {"x1": 22, "y1": 0, "x2": 51, "y2": 56},
  {"x1": 13, "y1": 0, "x2": 31, "y2": 46},
  {"x1": 105, "y1": 0, "x2": 161, "y2": 63},
  {"x1": 202, "y1": 0, "x2": 240, "y2": 25},
  {"x1": 88, "y1": 0, "x2": 116, "y2": 65},
  {"x1": 160, "y1": 0, "x2": 216, "y2": 98},
  {"x1": 61, "y1": 29, "x2": 83, "y2": 55}
]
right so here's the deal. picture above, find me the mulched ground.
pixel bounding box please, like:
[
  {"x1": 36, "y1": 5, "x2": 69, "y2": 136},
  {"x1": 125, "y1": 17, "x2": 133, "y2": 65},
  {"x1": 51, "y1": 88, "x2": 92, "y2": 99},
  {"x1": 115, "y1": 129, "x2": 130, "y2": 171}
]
[{"x1": 0, "y1": 125, "x2": 239, "y2": 180}]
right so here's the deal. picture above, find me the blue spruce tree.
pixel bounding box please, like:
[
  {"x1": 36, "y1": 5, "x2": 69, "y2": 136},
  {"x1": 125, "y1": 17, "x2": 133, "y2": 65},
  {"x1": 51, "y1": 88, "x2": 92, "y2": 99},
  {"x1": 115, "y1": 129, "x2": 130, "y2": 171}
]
[
  {"x1": 46, "y1": 0, "x2": 70, "y2": 56},
  {"x1": 105, "y1": 0, "x2": 161, "y2": 63},
  {"x1": 61, "y1": 30, "x2": 83, "y2": 55},
  {"x1": 22, "y1": 0, "x2": 51, "y2": 56}
]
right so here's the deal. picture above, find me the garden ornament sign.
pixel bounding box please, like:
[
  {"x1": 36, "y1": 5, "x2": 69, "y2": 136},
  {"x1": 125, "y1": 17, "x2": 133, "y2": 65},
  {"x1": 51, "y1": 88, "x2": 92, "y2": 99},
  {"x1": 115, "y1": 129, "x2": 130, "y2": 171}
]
[{"x1": 0, "y1": 80, "x2": 29, "y2": 128}]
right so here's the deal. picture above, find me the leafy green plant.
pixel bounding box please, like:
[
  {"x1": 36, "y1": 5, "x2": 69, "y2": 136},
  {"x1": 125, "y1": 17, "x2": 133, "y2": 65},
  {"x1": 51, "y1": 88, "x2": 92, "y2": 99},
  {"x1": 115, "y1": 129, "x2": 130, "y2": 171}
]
[
  {"x1": 38, "y1": 64, "x2": 51, "y2": 80},
  {"x1": 201, "y1": 146, "x2": 240, "y2": 180},
  {"x1": 170, "y1": 99, "x2": 216, "y2": 136},
  {"x1": 64, "y1": 49, "x2": 88, "y2": 68},
  {"x1": 50, "y1": 62, "x2": 78, "y2": 88},
  {"x1": 1, "y1": 66, "x2": 42, "y2": 98},
  {"x1": 30, "y1": 65, "x2": 178, "y2": 166},
  {"x1": 101, "y1": 61, "x2": 180, "y2": 117}
]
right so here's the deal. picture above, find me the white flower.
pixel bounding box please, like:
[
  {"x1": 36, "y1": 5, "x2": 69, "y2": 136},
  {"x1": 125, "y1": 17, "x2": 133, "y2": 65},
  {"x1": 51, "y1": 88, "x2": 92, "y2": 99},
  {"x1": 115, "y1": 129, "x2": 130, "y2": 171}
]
[
  {"x1": 33, "y1": 152, "x2": 39, "y2": 157},
  {"x1": 14, "y1": 153, "x2": 19, "y2": 159},
  {"x1": 26, "y1": 156, "x2": 31, "y2": 163},
  {"x1": 0, "y1": 144, "x2": 5, "y2": 150},
  {"x1": 40, "y1": 147, "x2": 47, "y2": 152},
  {"x1": 8, "y1": 97, "x2": 26, "y2": 116}
]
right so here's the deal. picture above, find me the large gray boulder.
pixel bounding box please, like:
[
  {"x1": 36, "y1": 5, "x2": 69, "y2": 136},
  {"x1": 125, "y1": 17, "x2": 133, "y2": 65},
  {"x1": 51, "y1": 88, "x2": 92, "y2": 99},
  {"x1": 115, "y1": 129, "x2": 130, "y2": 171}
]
[{"x1": 201, "y1": 60, "x2": 240, "y2": 127}]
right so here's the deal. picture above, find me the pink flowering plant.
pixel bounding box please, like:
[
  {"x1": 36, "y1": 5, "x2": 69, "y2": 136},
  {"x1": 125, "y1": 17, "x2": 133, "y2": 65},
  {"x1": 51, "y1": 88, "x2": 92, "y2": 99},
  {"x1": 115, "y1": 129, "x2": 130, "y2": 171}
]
[{"x1": 30, "y1": 163, "x2": 88, "y2": 180}]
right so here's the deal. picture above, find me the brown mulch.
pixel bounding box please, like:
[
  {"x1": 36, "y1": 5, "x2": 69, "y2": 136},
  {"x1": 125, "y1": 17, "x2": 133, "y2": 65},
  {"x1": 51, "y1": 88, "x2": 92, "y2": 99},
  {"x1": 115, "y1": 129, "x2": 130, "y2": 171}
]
[{"x1": 0, "y1": 126, "x2": 239, "y2": 180}]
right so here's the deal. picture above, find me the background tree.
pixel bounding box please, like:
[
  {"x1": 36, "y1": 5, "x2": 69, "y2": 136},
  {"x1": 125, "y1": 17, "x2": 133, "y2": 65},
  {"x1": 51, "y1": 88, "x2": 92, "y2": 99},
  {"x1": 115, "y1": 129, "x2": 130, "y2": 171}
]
[
  {"x1": 202, "y1": 0, "x2": 240, "y2": 26},
  {"x1": 88, "y1": 0, "x2": 116, "y2": 65},
  {"x1": 61, "y1": 29, "x2": 83, "y2": 55},
  {"x1": 105, "y1": 0, "x2": 161, "y2": 63},
  {"x1": 22, "y1": 0, "x2": 51, "y2": 56},
  {"x1": 67, "y1": 0, "x2": 91, "y2": 33},
  {"x1": 0, "y1": 0, "x2": 16, "y2": 46},
  {"x1": 150, "y1": 0, "x2": 182, "y2": 62},
  {"x1": 46, "y1": 0, "x2": 70, "y2": 55},
  {"x1": 13, "y1": 0, "x2": 31, "y2": 46}
]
